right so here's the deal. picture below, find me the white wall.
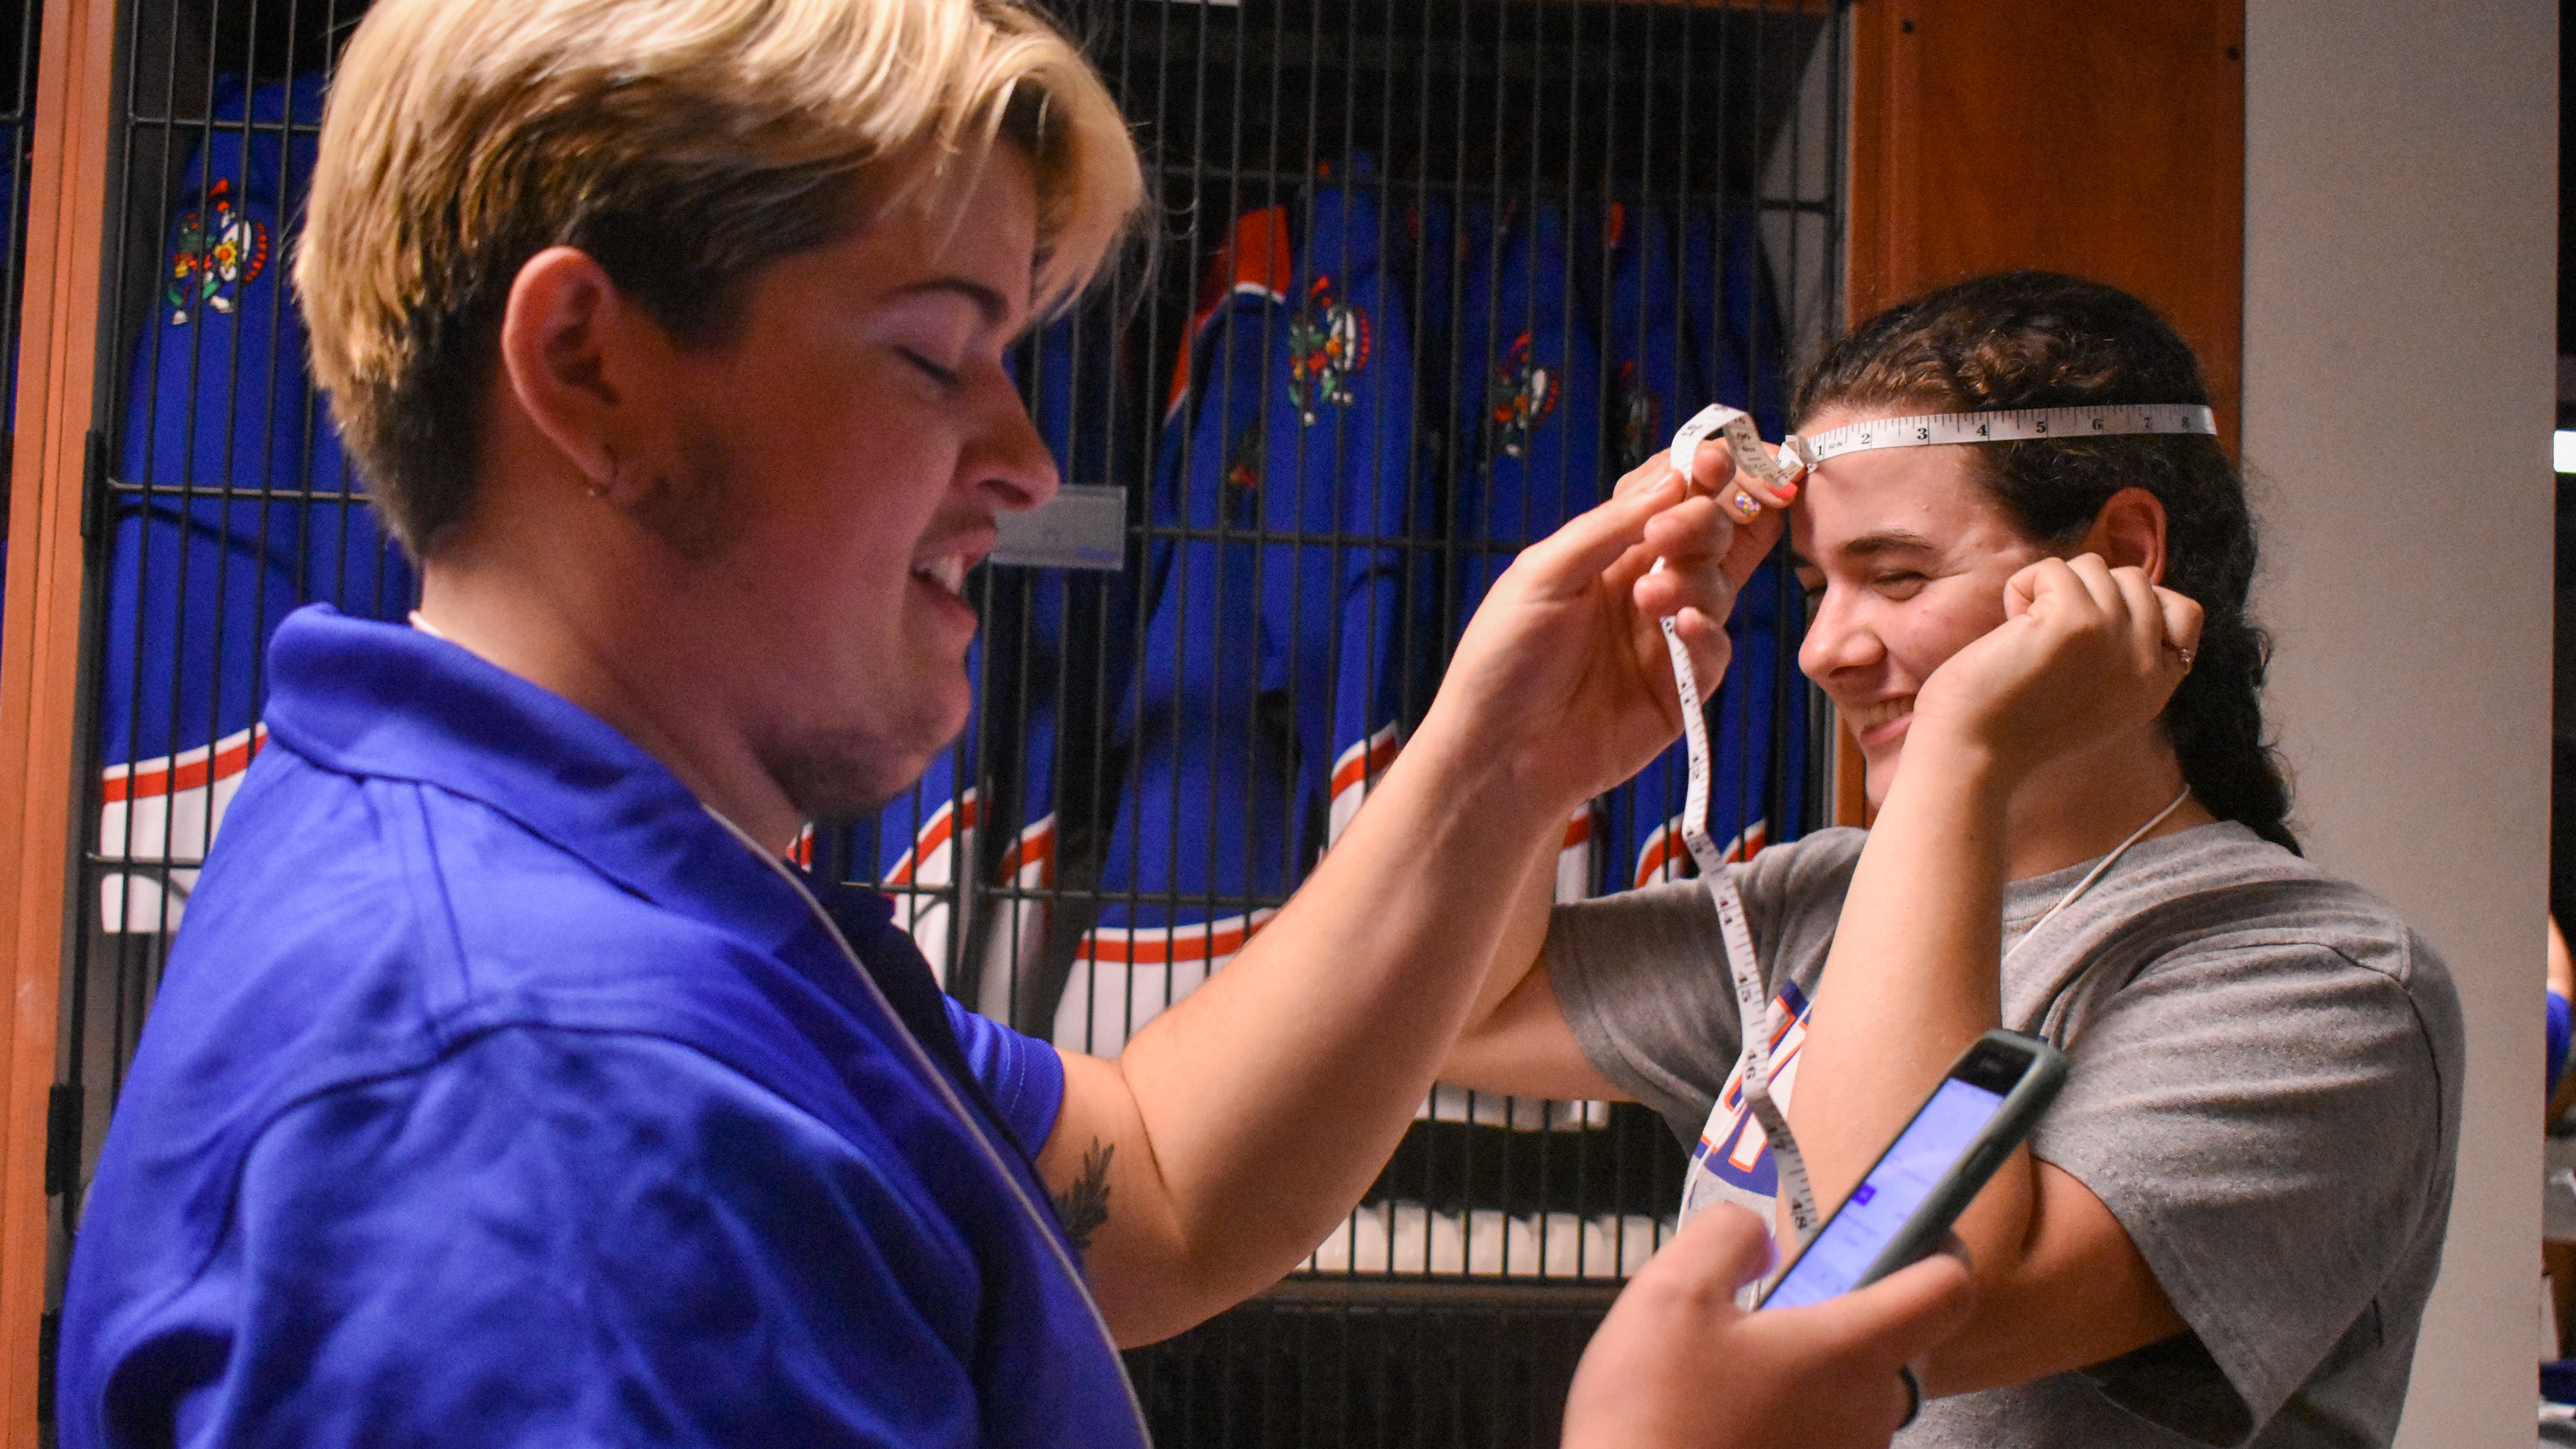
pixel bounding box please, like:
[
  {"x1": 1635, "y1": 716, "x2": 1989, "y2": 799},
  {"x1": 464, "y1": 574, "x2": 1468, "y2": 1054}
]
[{"x1": 2242, "y1": 3, "x2": 2557, "y2": 1444}]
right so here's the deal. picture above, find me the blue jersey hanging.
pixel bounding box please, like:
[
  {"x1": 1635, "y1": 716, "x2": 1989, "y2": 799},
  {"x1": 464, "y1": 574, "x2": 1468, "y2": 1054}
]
[
  {"x1": 968, "y1": 301, "x2": 1153, "y2": 1024},
  {"x1": 1069, "y1": 177, "x2": 1421, "y2": 1057},
  {"x1": 1452, "y1": 201, "x2": 1605, "y2": 900},
  {"x1": 1595, "y1": 204, "x2": 1802, "y2": 891},
  {"x1": 97, "y1": 74, "x2": 417, "y2": 933}
]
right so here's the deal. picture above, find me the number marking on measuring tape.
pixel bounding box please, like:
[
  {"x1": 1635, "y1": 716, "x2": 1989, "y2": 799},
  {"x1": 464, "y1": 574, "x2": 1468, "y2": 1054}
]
[
  {"x1": 1659, "y1": 404, "x2": 1820, "y2": 1243},
  {"x1": 1801, "y1": 404, "x2": 2215, "y2": 468},
  {"x1": 1665, "y1": 611, "x2": 1823, "y2": 1243}
]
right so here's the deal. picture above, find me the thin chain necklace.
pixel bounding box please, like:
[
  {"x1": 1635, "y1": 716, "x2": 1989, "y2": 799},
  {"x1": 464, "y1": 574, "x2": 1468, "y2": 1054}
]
[{"x1": 2001, "y1": 788, "x2": 2192, "y2": 965}]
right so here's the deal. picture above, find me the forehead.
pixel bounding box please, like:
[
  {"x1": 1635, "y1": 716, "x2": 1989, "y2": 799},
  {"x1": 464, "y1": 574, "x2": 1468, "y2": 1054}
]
[
  {"x1": 825, "y1": 145, "x2": 1042, "y2": 318},
  {"x1": 1787, "y1": 424, "x2": 2027, "y2": 568}
]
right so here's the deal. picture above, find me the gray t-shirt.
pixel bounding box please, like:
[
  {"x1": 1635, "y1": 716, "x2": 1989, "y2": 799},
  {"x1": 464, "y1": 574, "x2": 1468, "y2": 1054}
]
[{"x1": 1548, "y1": 822, "x2": 2463, "y2": 1449}]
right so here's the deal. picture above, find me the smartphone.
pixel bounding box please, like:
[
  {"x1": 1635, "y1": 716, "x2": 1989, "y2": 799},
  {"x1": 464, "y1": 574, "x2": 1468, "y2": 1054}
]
[{"x1": 1758, "y1": 1030, "x2": 2067, "y2": 1309}]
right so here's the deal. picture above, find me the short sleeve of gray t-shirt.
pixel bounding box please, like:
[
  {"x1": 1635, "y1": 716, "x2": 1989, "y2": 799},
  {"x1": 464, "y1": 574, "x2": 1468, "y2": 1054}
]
[{"x1": 1546, "y1": 823, "x2": 2464, "y2": 1449}]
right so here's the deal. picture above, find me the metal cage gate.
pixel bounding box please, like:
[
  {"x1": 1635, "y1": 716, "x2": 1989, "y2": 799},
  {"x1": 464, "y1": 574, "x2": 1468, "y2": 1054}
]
[{"x1": 46, "y1": 1, "x2": 1846, "y2": 1443}]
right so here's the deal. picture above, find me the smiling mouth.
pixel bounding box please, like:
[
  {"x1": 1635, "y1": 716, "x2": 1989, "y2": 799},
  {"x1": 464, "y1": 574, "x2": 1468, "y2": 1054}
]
[
  {"x1": 912, "y1": 555, "x2": 971, "y2": 598},
  {"x1": 1847, "y1": 696, "x2": 1914, "y2": 736}
]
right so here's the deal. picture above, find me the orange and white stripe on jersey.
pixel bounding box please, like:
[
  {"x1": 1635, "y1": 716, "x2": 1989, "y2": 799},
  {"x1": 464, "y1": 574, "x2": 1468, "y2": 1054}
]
[
  {"x1": 1326, "y1": 723, "x2": 1402, "y2": 846},
  {"x1": 98, "y1": 723, "x2": 267, "y2": 931},
  {"x1": 1060, "y1": 907, "x2": 1279, "y2": 1058}
]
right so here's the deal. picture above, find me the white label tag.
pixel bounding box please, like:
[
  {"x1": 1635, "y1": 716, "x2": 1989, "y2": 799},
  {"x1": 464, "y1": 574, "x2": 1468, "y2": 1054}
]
[{"x1": 991, "y1": 485, "x2": 1128, "y2": 571}]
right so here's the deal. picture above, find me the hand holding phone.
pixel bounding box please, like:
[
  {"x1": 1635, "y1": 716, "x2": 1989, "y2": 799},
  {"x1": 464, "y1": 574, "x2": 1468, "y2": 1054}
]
[
  {"x1": 1566, "y1": 1205, "x2": 1973, "y2": 1449},
  {"x1": 1760, "y1": 1030, "x2": 2066, "y2": 1310}
]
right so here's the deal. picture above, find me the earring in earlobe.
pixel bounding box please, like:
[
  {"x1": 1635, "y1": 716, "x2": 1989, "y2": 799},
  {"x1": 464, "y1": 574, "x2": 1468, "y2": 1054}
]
[{"x1": 588, "y1": 448, "x2": 616, "y2": 501}]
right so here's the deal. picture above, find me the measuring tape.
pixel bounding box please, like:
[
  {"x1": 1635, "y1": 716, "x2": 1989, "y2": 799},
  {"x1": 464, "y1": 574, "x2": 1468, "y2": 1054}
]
[
  {"x1": 1656, "y1": 404, "x2": 1821, "y2": 1244},
  {"x1": 1667, "y1": 401, "x2": 1806, "y2": 496},
  {"x1": 1801, "y1": 404, "x2": 2215, "y2": 468}
]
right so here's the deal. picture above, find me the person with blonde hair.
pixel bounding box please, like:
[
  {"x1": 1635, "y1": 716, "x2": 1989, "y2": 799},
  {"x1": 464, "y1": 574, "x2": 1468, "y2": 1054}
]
[{"x1": 56, "y1": 1, "x2": 1968, "y2": 1445}]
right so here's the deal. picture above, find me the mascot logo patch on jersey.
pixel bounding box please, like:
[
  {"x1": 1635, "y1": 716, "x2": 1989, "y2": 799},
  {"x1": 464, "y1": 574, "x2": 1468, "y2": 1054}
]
[
  {"x1": 167, "y1": 179, "x2": 269, "y2": 326},
  {"x1": 1612, "y1": 360, "x2": 1662, "y2": 473},
  {"x1": 1286, "y1": 276, "x2": 1370, "y2": 425},
  {"x1": 1485, "y1": 332, "x2": 1559, "y2": 463}
]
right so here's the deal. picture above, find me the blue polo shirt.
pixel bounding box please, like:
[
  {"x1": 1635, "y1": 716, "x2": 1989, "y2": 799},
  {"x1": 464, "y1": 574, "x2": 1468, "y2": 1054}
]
[{"x1": 58, "y1": 607, "x2": 1148, "y2": 1449}]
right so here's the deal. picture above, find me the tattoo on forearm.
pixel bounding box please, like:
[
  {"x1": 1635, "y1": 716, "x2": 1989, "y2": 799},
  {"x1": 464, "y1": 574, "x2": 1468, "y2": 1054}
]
[{"x1": 1054, "y1": 1139, "x2": 1114, "y2": 1259}]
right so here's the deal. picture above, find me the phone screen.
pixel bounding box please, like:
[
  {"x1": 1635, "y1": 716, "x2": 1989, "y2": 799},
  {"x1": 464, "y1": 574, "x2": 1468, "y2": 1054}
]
[{"x1": 1759, "y1": 1076, "x2": 2006, "y2": 1309}]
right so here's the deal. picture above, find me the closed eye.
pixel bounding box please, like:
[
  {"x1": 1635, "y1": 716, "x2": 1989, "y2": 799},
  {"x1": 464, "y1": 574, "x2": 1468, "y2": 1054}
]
[{"x1": 900, "y1": 349, "x2": 962, "y2": 389}]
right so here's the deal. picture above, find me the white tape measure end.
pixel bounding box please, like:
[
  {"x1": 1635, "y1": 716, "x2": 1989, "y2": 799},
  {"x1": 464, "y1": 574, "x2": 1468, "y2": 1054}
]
[{"x1": 1668, "y1": 403, "x2": 1804, "y2": 496}]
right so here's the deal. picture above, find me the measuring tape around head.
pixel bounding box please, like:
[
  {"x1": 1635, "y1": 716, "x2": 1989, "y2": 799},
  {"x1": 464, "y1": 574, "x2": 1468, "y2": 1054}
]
[
  {"x1": 1656, "y1": 404, "x2": 1822, "y2": 1244},
  {"x1": 1800, "y1": 404, "x2": 2216, "y2": 468}
]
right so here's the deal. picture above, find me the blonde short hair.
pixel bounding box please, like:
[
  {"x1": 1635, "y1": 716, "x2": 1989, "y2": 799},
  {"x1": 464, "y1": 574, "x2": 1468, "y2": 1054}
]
[{"x1": 295, "y1": 0, "x2": 1145, "y2": 555}]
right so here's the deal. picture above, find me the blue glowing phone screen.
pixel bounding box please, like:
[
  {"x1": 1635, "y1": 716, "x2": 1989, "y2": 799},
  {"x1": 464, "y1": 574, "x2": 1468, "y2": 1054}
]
[{"x1": 1761, "y1": 1077, "x2": 2005, "y2": 1309}]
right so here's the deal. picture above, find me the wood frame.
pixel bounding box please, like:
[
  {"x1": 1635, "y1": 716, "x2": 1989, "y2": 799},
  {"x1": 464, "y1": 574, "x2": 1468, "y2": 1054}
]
[
  {"x1": 1835, "y1": 0, "x2": 2245, "y2": 825},
  {"x1": 1846, "y1": 0, "x2": 2244, "y2": 432},
  {"x1": 0, "y1": 0, "x2": 118, "y2": 1438}
]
